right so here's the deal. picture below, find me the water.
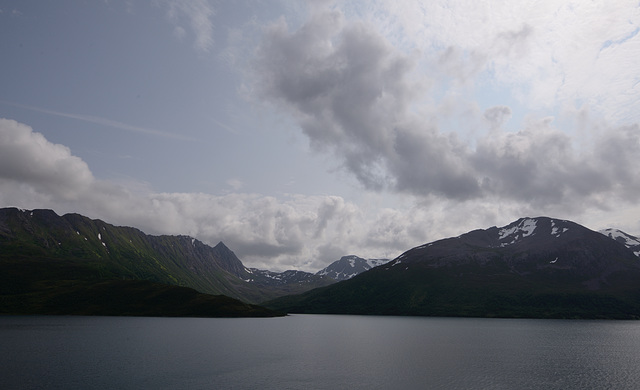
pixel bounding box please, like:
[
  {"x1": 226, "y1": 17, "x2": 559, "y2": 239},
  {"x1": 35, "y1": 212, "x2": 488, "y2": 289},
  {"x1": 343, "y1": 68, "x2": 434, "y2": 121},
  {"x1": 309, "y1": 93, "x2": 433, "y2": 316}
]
[{"x1": 2, "y1": 314, "x2": 640, "y2": 389}]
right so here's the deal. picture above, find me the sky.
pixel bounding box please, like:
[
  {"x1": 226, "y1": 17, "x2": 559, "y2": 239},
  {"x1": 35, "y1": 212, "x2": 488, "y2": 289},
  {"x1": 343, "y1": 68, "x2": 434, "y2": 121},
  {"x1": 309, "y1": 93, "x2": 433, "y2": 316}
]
[{"x1": 1, "y1": 0, "x2": 640, "y2": 272}]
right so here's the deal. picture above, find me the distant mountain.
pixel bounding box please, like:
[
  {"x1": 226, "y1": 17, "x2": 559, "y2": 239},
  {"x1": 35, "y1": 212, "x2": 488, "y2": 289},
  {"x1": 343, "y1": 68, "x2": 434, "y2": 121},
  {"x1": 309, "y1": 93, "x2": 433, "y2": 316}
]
[
  {"x1": 265, "y1": 217, "x2": 640, "y2": 319},
  {"x1": 0, "y1": 208, "x2": 333, "y2": 316},
  {"x1": 600, "y1": 228, "x2": 640, "y2": 257},
  {"x1": 316, "y1": 255, "x2": 389, "y2": 281},
  {"x1": 200, "y1": 240, "x2": 336, "y2": 303}
]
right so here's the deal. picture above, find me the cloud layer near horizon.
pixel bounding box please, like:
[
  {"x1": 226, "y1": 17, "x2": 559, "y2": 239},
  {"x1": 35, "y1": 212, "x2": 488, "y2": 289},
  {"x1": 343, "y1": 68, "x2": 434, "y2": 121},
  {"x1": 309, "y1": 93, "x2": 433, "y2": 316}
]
[
  {"x1": 2, "y1": 117, "x2": 639, "y2": 272},
  {"x1": 1, "y1": 118, "x2": 448, "y2": 271}
]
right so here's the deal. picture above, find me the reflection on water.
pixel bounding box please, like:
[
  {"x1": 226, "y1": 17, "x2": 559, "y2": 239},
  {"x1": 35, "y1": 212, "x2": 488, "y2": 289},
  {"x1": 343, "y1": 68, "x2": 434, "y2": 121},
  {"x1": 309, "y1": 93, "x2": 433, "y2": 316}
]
[{"x1": 2, "y1": 314, "x2": 640, "y2": 389}]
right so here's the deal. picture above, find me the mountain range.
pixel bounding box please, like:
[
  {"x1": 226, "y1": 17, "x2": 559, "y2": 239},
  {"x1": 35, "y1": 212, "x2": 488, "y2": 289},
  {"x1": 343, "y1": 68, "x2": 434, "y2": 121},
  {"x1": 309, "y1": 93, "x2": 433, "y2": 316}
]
[
  {"x1": 0, "y1": 208, "x2": 336, "y2": 316},
  {"x1": 265, "y1": 217, "x2": 640, "y2": 319},
  {"x1": 4, "y1": 208, "x2": 640, "y2": 319}
]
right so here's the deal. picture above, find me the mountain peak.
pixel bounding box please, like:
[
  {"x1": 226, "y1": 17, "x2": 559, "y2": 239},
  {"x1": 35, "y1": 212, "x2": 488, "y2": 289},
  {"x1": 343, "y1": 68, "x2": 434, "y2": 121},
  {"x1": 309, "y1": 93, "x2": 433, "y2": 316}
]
[
  {"x1": 396, "y1": 215, "x2": 630, "y2": 271},
  {"x1": 316, "y1": 255, "x2": 389, "y2": 281},
  {"x1": 214, "y1": 241, "x2": 231, "y2": 251},
  {"x1": 496, "y1": 217, "x2": 539, "y2": 244},
  {"x1": 209, "y1": 241, "x2": 246, "y2": 277},
  {"x1": 491, "y1": 216, "x2": 576, "y2": 247}
]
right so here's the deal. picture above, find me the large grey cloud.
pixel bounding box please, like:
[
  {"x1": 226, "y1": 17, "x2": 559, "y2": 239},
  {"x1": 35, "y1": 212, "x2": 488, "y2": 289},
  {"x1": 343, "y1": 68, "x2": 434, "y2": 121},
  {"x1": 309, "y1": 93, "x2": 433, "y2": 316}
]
[
  {"x1": 252, "y1": 9, "x2": 640, "y2": 210},
  {"x1": 254, "y1": 10, "x2": 480, "y2": 199}
]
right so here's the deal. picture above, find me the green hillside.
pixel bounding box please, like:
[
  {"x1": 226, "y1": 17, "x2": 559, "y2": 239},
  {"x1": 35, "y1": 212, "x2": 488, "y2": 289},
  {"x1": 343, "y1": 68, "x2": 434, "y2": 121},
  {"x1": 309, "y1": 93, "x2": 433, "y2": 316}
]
[
  {"x1": 0, "y1": 258, "x2": 282, "y2": 317},
  {"x1": 0, "y1": 208, "x2": 328, "y2": 316}
]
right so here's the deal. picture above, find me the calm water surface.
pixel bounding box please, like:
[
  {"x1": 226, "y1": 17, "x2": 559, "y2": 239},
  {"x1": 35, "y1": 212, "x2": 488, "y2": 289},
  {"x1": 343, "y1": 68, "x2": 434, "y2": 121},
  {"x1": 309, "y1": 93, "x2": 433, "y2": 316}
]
[{"x1": 2, "y1": 314, "x2": 640, "y2": 389}]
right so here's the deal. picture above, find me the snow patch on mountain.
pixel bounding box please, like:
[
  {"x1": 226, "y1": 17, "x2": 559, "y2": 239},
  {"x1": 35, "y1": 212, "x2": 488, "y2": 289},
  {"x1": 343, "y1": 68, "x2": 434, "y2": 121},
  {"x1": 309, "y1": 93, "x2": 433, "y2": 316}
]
[
  {"x1": 497, "y1": 218, "x2": 538, "y2": 247},
  {"x1": 600, "y1": 228, "x2": 640, "y2": 247},
  {"x1": 550, "y1": 219, "x2": 569, "y2": 237},
  {"x1": 600, "y1": 228, "x2": 640, "y2": 257},
  {"x1": 248, "y1": 268, "x2": 326, "y2": 286},
  {"x1": 499, "y1": 218, "x2": 537, "y2": 240}
]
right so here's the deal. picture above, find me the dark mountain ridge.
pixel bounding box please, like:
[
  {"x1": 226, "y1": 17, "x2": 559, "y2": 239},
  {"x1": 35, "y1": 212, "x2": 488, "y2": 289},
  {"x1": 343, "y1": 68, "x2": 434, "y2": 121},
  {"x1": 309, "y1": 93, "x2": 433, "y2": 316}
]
[
  {"x1": 265, "y1": 217, "x2": 640, "y2": 319},
  {"x1": 397, "y1": 217, "x2": 638, "y2": 283},
  {"x1": 0, "y1": 208, "x2": 333, "y2": 310}
]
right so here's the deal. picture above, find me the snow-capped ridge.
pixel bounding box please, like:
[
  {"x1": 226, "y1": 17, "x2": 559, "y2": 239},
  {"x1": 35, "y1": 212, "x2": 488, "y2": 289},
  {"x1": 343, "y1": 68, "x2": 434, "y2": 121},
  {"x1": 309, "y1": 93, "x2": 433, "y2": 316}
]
[
  {"x1": 494, "y1": 217, "x2": 577, "y2": 247},
  {"x1": 499, "y1": 218, "x2": 537, "y2": 240},
  {"x1": 599, "y1": 228, "x2": 640, "y2": 257},
  {"x1": 316, "y1": 255, "x2": 390, "y2": 281},
  {"x1": 496, "y1": 217, "x2": 539, "y2": 246}
]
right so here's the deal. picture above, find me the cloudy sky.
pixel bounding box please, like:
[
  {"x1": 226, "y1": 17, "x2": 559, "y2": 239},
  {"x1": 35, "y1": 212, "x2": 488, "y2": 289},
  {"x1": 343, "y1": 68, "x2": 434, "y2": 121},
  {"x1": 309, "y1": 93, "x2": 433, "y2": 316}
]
[{"x1": 2, "y1": 0, "x2": 640, "y2": 271}]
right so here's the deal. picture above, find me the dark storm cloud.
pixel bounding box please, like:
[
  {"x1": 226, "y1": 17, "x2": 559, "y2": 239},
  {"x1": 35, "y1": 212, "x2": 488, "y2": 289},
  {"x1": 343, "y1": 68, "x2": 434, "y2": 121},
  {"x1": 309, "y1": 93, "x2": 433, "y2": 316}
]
[{"x1": 253, "y1": 9, "x2": 640, "y2": 209}]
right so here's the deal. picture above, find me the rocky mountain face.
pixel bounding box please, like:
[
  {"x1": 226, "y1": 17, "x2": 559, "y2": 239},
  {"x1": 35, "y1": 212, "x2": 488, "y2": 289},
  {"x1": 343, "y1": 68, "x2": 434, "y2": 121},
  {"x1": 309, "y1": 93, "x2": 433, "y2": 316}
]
[
  {"x1": 316, "y1": 255, "x2": 389, "y2": 281},
  {"x1": 266, "y1": 217, "x2": 640, "y2": 319},
  {"x1": 0, "y1": 208, "x2": 333, "y2": 305}
]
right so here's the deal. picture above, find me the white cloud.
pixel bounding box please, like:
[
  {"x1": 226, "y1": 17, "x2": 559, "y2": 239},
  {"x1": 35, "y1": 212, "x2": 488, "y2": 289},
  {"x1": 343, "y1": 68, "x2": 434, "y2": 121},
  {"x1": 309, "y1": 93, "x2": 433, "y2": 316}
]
[
  {"x1": 368, "y1": 0, "x2": 640, "y2": 123},
  {"x1": 484, "y1": 106, "x2": 512, "y2": 130},
  {"x1": 0, "y1": 119, "x2": 93, "y2": 200},
  {"x1": 163, "y1": 0, "x2": 215, "y2": 53},
  {"x1": 226, "y1": 178, "x2": 244, "y2": 191},
  {"x1": 252, "y1": 5, "x2": 640, "y2": 209}
]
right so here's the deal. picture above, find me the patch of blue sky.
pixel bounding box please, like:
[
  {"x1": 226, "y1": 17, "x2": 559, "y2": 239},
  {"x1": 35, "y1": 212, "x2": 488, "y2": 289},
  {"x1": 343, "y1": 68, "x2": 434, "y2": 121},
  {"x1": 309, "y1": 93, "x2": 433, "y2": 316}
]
[{"x1": 600, "y1": 27, "x2": 640, "y2": 50}]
